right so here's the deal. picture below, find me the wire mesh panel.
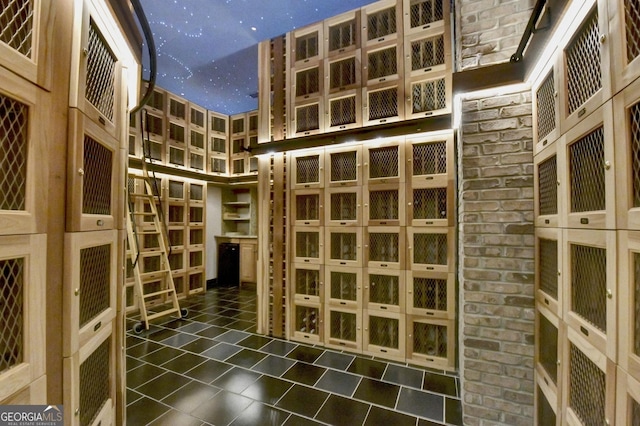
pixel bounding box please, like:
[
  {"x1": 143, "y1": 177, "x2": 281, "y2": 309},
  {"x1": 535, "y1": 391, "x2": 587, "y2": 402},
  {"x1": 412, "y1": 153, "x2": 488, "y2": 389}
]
[
  {"x1": 366, "y1": 6, "x2": 397, "y2": 42},
  {"x1": 294, "y1": 193, "x2": 320, "y2": 222},
  {"x1": 189, "y1": 250, "x2": 203, "y2": 269},
  {"x1": 168, "y1": 204, "x2": 185, "y2": 224},
  {"x1": 210, "y1": 157, "x2": 226, "y2": 174},
  {"x1": 538, "y1": 311, "x2": 558, "y2": 384},
  {"x1": 536, "y1": 70, "x2": 557, "y2": 143},
  {"x1": 190, "y1": 107, "x2": 205, "y2": 128},
  {"x1": 631, "y1": 101, "x2": 640, "y2": 211},
  {"x1": 189, "y1": 206, "x2": 204, "y2": 224},
  {"x1": 169, "y1": 98, "x2": 186, "y2": 121},
  {"x1": 409, "y1": 76, "x2": 448, "y2": 116},
  {"x1": 369, "y1": 314, "x2": 399, "y2": 348},
  {"x1": 329, "y1": 231, "x2": 358, "y2": 262},
  {"x1": 328, "y1": 189, "x2": 360, "y2": 224},
  {"x1": 210, "y1": 114, "x2": 227, "y2": 135},
  {"x1": 367, "y1": 45, "x2": 398, "y2": 81},
  {"x1": 412, "y1": 231, "x2": 449, "y2": 269},
  {"x1": 538, "y1": 154, "x2": 558, "y2": 216},
  {"x1": 0, "y1": 257, "x2": 23, "y2": 375},
  {"x1": 328, "y1": 18, "x2": 357, "y2": 53},
  {"x1": 569, "y1": 126, "x2": 605, "y2": 214},
  {"x1": 168, "y1": 180, "x2": 184, "y2": 200},
  {"x1": 329, "y1": 150, "x2": 358, "y2": 184},
  {"x1": 79, "y1": 244, "x2": 111, "y2": 328},
  {"x1": 294, "y1": 267, "x2": 321, "y2": 299},
  {"x1": 328, "y1": 269, "x2": 358, "y2": 304},
  {"x1": 295, "y1": 103, "x2": 321, "y2": 134},
  {"x1": 367, "y1": 272, "x2": 400, "y2": 308},
  {"x1": 329, "y1": 95, "x2": 357, "y2": 128},
  {"x1": 293, "y1": 304, "x2": 320, "y2": 338},
  {"x1": 328, "y1": 309, "x2": 358, "y2": 343},
  {"x1": 295, "y1": 154, "x2": 321, "y2": 186},
  {"x1": 295, "y1": 230, "x2": 321, "y2": 260},
  {"x1": 188, "y1": 271, "x2": 204, "y2": 294},
  {"x1": 0, "y1": 0, "x2": 33, "y2": 58},
  {"x1": 210, "y1": 136, "x2": 226, "y2": 153},
  {"x1": 571, "y1": 243, "x2": 607, "y2": 332},
  {"x1": 233, "y1": 158, "x2": 245, "y2": 174},
  {"x1": 368, "y1": 232, "x2": 400, "y2": 263},
  {"x1": 169, "y1": 122, "x2": 186, "y2": 144},
  {"x1": 144, "y1": 113, "x2": 164, "y2": 141},
  {"x1": 412, "y1": 321, "x2": 447, "y2": 358},
  {"x1": 367, "y1": 145, "x2": 399, "y2": 180},
  {"x1": 410, "y1": 34, "x2": 445, "y2": 72},
  {"x1": 329, "y1": 57, "x2": 357, "y2": 90},
  {"x1": 190, "y1": 183, "x2": 204, "y2": 202},
  {"x1": 538, "y1": 238, "x2": 559, "y2": 300},
  {"x1": 79, "y1": 337, "x2": 111, "y2": 426},
  {"x1": 625, "y1": 0, "x2": 640, "y2": 63},
  {"x1": 568, "y1": 342, "x2": 606, "y2": 425},
  {"x1": 295, "y1": 67, "x2": 320, "y2": 97},
  {"x1": 189, "y1": 228, "x2": 204, "y2": 246},
  {"x1": 168, "y1": 146, "x2": 185, "y2": 167},
  {"x1": 410, "y1": 274, "x2": 448, "y2": 314},
  {"x1": 411, "y1": 139, "x2": 447, "y2": 177},
  {"x1": 537, "y1": 385, "x2": 557, "y2": 425},
  {"x1": 367, "y1": 86, "x2": 399, "y2": 122},
  {"x1": 190, "y1": 130, "x2": 205, "y2": 150},
  {"x1": 86, "y1": 18, "x2": 116, "y2": 124},
  {"x1": 83, "y1": 135, "x2": 113, "y2": 216},
  {"x1": 168, "y1": 250, "x2": 184, "y2": 272},
  {"x1": 295, "y1": 31, "x2": 319, "y2": 62},
  {"x1": 0, "y1": 93, "x2": 28, "y2": 212},
  {"x1": 565, "y1": 8, "x2": 602, "y2": 115},
  {"x1": 407, "y1": 0, "x2": 444, "y2": 31},
  {"x1": 232, "y1": 116, "x2": 245, "y2": 134},
  {"x1": 368, "y1": 188, "x2": 399, "y2": 221},
  {"x1": 146, "y1": 89, "x2": 164, "y2": 112},
  {"x1": 412, "y1": 187, "x2": 447, "y2": 222}
]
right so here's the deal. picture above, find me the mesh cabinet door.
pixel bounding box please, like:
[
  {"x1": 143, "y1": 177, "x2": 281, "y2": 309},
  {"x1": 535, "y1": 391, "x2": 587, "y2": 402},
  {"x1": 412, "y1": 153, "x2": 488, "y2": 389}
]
[
  {"x1": 63, "y1": 229, "x2": 117, "y2": 357},
  {"x1": 325, "y1": 227, "x2": 362, "y2": 267},
  {"x1": 363, "y1": 309, "x2": 405, "y2": 361},
  {"x1": 405, "y1": 72, "x2": 451, "y2": 119},
  {"x1": 535, "y1": 228, "x2": 562, "y2": 317},
  {"x1": 364, "y1": 184, "x2": 405, "y2": 226},
  {"x1": 363, "y1": 139, "x2": 405, "y2": 185},
  {"x1": 0, "y1": 234, "x2": 46, "y2": 402},
  {"x1": 361, "y1": 0, "x2": 402, "y2": 48},
  {"x1": 0, "y1": 68, "x2": 47, "y2": 235},
  {"x1": 365, "y1": 268, "x2": 405, "y2": 313},
  {"x1": 532, "y1": 60, "x2": 561, "y2": 154},
  {"x1": 0, "y1": 0, "x2": 52, "y2": 88},
  {"x1": 292, "y1": 263, "x2": 324, "y2": 304},
  {"x1": 406, "y1": 131, "x2": 454, "y2": 187},
  {"x1": 325, "y1": 265, "x2": 362, "y2": 309},
  {"x1": 291, "y1": 189, "x2": 324, "y2": 227},
  {"x1": 535, "y1": 143, "x2": 562, "y2": 228},
  {"x1": 325, "y1": 306, "x2": 362, "y2": 351},
  {"x1": 609, "y1": 0, "x2": 640, "y2": 92},
  {"x1": 406, "y1": 270, "x2": 454, "y2": 318},
  {"x1": 365, "y1": 226, "x2": 405, "y2": 270},
  {"x1": 291, "y1": 23, "x2": 323, "y2": 66},
  {"x1": 290, "y1": 150, "x2": 324, "y2": 189},
  {"x1": 402, "y1": 0, "x2": 448, "y2": 37},
  {"x1": 407, "y1": 227, "x2": 454, "y2": 273},
  {"x1": 63, "y1": 321, "x2": 116, "y2": 426},
  {"x1": 290, "y1": 301, "x2": 323, "y2": 344},
  {"x1": 406, "y1": 316, "x2": 454, "y2": 370},
  {"x1": 363, "y1": 82, "x2": 405, "y2": 126},
  {"x1": 617, "y1": 231, "x2": 640, "y2": 381},
  {"x1": 404, "y1": 31, "x2": 451, "y2": 78},
  {"x1": 326, "y1": 187, "x2": 362, "y2": 226},
  {"x1": 67, "y1": 109, "x2": 120, "y2": 232}
]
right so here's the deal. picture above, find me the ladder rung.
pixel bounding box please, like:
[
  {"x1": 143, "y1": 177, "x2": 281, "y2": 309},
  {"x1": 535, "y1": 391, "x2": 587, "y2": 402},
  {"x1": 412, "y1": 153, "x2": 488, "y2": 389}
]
[
  {"x1": 140, "y1": 270, "x2": 171, "y2": 280},
  {"x1": 139, "y1": 229, "x2": 161, "y2": 235},
  {"x1": 142, "y1": 288, "x2": 175, "y2": 299},
  {"x1": 139, "y1": 247, "x2": 166, "y2": 254},
  {"x1": 132, "y1": 212, "x2": 157, "y2": 216},
  {"x1": 146, "y1": 307, "x2": 180, "y2": 321},
  {"x1": 129, "y1": 192, "x2": 155, "y2": 198}
]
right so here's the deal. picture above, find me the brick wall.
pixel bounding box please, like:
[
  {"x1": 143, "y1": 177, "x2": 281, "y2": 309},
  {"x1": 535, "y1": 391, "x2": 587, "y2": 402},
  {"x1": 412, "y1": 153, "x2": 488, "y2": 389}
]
[
  {"x1": 456, "y1": 0, "x2": 535, "y2": 69},
  {"x1": 458, "y1": 90, "x2": 535, "y2": 425}
]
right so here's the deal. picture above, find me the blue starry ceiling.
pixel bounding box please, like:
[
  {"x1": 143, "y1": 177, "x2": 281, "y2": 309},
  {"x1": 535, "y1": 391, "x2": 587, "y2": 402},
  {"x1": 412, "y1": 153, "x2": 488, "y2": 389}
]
[{"x1": 140, "y1": 0, "x2": 376, "y2": 115}]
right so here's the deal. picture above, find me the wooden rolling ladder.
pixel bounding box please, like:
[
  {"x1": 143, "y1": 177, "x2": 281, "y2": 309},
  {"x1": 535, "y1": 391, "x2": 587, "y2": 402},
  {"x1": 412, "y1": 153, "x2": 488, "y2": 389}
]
[{"x1": 126, "y1": 113, "x2": 186, "y2": 332}]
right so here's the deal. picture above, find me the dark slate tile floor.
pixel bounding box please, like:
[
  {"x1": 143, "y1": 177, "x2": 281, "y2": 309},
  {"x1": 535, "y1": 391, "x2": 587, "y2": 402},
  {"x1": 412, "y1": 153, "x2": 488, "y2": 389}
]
[{"x1": 126, "y1": 287, "x2": 462, "y2": 425}]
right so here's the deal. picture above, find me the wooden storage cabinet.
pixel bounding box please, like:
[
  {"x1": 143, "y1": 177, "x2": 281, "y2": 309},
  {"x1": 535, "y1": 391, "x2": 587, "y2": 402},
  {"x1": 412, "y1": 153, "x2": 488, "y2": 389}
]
[
  {"x1": 364, "y1": 184, "x2": 405, "y2": 226},
  {"x1": 557, "y1": 0, "x2": 611, "y2": 135},
  {"x1": 70, "y1": 1, "x2": 126, "y2": 139},
  {"x1": 290, "y1": 301, "x2": 323, "y2": 344},
  {"x1": 534, "y1": 142, "x2": 561, "y2": 228},
  {"x1": 67, "y1": 109, "x2": 120, "y2": 232},
  {"x1": 324, "y1": 9, "x2": 360, "y2": 57},
  {"x1": 532, "y1": 59, "x2": 561, "y2": 154},
  {"x1": 293, "y1": 227, "x2": 324, "y2": 264},
  {"x1": 292, "y1": 263, "x2": 324, "y2": 304},
  {"x1": 407, "y1": 182, "x2": 452, "y2": 227},
  {"x1": 325, "y1": 265, "x2": 362, "y2": 309},
  {"x1": 406, "y1": 316, "x2": 454, "y2": 369},
  {"x1": 325, "y1": 145, "x2": 362, "y2": 187},
  {"x1": 291, "y1": 189, "x2": 324, "y2": 227},
  {"x1": 535, "y1": 228, "x2": 562, "y2": 317},
  {"x1": 63, "y1": 230, "x2": 118, "y2": 357},
  {"x1": 364, "y1": 138, "x2": 405, "y2": 184},
  {"x1": 364, "y1": 309, "x2": 405, "y2": 361},
  {"x1": 363, "y1": 41, "x2": 402, "y2": 85},
  {"x1": 609, "y1": 0, "x2": 640, "y2": 92},
  {"x1": 291, "y1": 23, "x2": 324, "y2": 67},
  {"x1": 614, "y1": 75, "x2": 640, "y2": 230},
  {"x1": 326, "y1": 90, "x2": 362, "y2": 132},
  {"x1": 559, "y1": 102, "x2": 616, "y2": 230},
  {"x1": 406, "y1": 130, "x2": 453, "y2": 186},
  {"x1": 403, "y1": 0, "x2": 448, "y2": 35},
  {"x1": 325, "y1": 305, "x2": 362, "y2": 351},
  {"x1": 562, "y1": 229, "x2": 617, "y2": 360},
  {"x1": 0, "y1": 234, "x2": 46, "y2": 403},
  {"x1": 407, "y1": 227, "x2": 454, "y2": 273},
  {"x1": 0, "y1": 67, "x2": 47, "y2": 235},
  {"x1": 290, "y1": 150, "x2": 325, "y2": 189},
  {"x1": 63, "y1": 320, "x2": 116, "y2": 426},
  {"x1": 365, "y1": 268, "x2": 405, "y2": 313},
  {"x1": 365, "y1": 226, "x2": 405, "y2": 269},
  {"x1": 406, "y1": 270, "x2": 454, "y2": 318},
  {"x1": 405, "y1": 72, "x2": 451, "y2": 119},
  {"x1": 361, "y1": 0, "x2": 403, "y2": 48},
  {"x1": 326, "y1": 186, "x2": 362, "y2": 226},
  {"x1": 325, "y1": 226, "x2": 362, "y2": 267},
  {"x1": 561, "y1": 327, "x2": 616, "y2": 425},
  {"x1": 363, "y1": 81, "x2": 405, "y2": 126},
  {"x1": 0, "y1": 0, "x2": 52, "y2": 89}
]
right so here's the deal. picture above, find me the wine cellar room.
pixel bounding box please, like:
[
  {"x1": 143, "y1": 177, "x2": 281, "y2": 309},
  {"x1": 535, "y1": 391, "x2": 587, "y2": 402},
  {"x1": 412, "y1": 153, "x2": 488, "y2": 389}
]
[{"x1": 2, "y1": 0, "x2": 640, "y2": 425}]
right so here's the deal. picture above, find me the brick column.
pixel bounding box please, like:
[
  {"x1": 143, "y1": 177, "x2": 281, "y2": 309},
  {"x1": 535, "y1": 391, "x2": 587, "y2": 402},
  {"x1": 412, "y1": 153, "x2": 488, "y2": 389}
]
[{"x1": 458, "y1": 90, "x2": 535, "y2": 425}]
